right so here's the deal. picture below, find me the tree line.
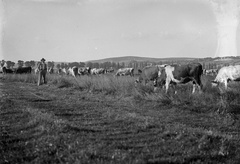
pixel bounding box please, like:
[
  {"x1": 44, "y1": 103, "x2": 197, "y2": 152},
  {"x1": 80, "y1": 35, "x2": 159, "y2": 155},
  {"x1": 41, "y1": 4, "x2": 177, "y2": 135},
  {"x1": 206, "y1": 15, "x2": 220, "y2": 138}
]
[
  {"x1": 3, "y1": 60, "x2": 177, "y2": 70},
  {"x1": 3, "y1": 57, "x2": 239, "y2": 71}
]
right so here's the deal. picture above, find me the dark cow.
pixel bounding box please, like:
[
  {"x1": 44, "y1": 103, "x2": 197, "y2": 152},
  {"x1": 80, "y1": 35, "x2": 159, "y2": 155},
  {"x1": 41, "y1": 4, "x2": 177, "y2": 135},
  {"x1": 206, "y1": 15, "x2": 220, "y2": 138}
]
[
  {"x1": 15, "y1": 66, "x2": 32, "y2": 74},
  {"x1": 135, "y1": 66, "x2": 164, "y2": 85},
  {"x1": 2, "y1": 67, "x2": 14, "y2": 74},
  {"x1": 78, "y1": 67, "x2": 91, "y2": 75},
  {"x1": 156, "y1": 63, "x2": 203, "y2": 93}
]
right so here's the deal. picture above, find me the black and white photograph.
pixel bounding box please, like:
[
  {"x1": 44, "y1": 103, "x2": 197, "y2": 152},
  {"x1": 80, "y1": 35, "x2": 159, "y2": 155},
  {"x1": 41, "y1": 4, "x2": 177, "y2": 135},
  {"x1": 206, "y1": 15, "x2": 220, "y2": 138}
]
[{"x1": 1, "y1": 0, "x2": 240, "y2": 163}]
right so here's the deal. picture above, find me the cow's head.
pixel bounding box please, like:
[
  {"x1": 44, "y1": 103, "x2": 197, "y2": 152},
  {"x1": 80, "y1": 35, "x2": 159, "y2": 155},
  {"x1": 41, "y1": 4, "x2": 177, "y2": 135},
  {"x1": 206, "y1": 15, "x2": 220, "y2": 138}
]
[
  {"x1": 154, "y1": 68, "x2": 166, "y2": 87},
  {"x1": 135, "y1": 76, "x2": 143, "y2": 84},
  {"x1": 154, "y1": 78, "x2": 166, "y2": 87}
]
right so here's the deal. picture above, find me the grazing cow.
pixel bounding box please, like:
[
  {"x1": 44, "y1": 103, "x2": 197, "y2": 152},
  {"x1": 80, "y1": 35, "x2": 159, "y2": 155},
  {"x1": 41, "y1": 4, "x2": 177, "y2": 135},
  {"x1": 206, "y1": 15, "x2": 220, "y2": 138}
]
[
  {"x1": 0, "y1": 61, "x2": 8, "y2": 74},
  {"x1": 57, "y1": 68, "x2": 68, "y2": 75},
  {"x1": 35, "y1": 68, "x2": 39, "y2": 74},
  {"x1": 115, "y1": 68, "x2": 134, "y2": 76},
  {"x1": 135, "y1": 66, "x2": 164, "y2": 85},
  {"x1": 57, "y1": 68, "x2": 62, "y2": 75},
  {"x1": 15, "y1": 67, "x2": 32, "y2": 74},
  {"x1": 106, "y1": 67, "x2": 114, "y2": 74},
  {"x1": 62, "y1": 68, "x2": 68, "y2": 74},
  {"x1": 90, "y1": 68, "x2": 97, "y2": 75},
  {"x1": 48, "y1": 67, "x2": 54, "y2": 74},
  {"x1": 68, "y1": 66, "x2": 79, "y2": 77},
  {"x1": 204, "y1": 69, "x2": 218, "y2": 76},
  {"x1": 0, "y1": 66, "x2": 14, "y2": 74},
  {"x1": 91, "y1": 68, "x2": 106, "y2": 75},
  {"x1": 211, "y1": 65, "x2": 240, "y2": 89},
  {"x1": 2, "y1": 67, "x2": 14, "y2": 74},
  {"x1": 78, "y1": 67, "x2": 91, "y2": 75},
  {"x1": 0, "y1": 65, "x2": 4, "y2": 73},
  {"x1": 156, "y1": 63, "x2": 203, "y2": 93}
]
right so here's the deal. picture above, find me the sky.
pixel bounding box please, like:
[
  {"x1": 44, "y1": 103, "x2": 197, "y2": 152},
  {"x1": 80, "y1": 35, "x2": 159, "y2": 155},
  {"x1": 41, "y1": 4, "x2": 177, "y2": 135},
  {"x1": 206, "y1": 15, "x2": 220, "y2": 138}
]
[{"x1": 0, "y1": 0, "x2": 239, "y2": 62}]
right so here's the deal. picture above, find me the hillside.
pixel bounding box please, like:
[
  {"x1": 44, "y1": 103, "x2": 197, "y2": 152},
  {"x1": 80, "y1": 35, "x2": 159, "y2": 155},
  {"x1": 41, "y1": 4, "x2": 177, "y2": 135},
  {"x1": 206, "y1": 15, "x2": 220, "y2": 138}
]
[
  {"x1": 87, "y1": 56, "x2": 196, "y2": 63},
  {"x1": 26, "y1": 56, "x2": 240, "y2": 69}
]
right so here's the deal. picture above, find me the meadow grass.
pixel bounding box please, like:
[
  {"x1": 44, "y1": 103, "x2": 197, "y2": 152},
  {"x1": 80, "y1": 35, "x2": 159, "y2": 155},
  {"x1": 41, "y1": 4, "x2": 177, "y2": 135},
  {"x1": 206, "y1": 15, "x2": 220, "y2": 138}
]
[
  {"x1": 1, "y1": 73, "x2": 240, "y2": 163},
  {"x1": 3, "y1": 73, "x2": 240, "y2": 115}
]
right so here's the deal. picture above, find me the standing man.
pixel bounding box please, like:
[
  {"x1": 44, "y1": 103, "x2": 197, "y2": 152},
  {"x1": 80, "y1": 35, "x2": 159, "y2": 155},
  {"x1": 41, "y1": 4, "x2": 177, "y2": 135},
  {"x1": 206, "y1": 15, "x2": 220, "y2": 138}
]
[{"x1": 37, "y1": 58, "x2": 47, "y2": 86}]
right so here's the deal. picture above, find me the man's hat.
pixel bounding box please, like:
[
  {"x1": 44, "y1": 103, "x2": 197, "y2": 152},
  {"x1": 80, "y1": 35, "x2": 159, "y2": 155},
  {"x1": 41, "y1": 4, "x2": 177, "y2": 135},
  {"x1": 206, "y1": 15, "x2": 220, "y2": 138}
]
[{"x1": 41, "y1": 58, "x2": 46, "y2": 62}]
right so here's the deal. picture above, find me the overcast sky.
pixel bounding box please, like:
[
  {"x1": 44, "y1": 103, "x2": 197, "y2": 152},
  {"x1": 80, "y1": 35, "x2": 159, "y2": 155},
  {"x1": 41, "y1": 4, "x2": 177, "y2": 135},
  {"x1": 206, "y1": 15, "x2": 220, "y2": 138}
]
[{"x1": 1, "y1": 0, "x2": 239, "y2": 62}]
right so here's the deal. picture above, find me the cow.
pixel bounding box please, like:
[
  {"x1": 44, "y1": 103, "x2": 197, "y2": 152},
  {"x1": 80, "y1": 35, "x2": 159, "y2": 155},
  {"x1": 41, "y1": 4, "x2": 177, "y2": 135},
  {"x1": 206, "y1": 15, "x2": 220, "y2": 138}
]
[
  {"x1": 115, "y1": 68, "x2": 134, "y2": 76},
  {"x1": 106, "y1": 67, "x2": 114, "y2": 74},
  {"x1": 0, "y1": 61, "x2": 9, "y2": 74},
  {"x1": 57, "y1": 68, "x2": 62, "y2": 75},
  {"x1": 2, "y1": 67, "x2": 14, "y2": 74},
  {"x1": 135, "y1": 66, "x2": 164, "y2": 85},
  {"x1": 204, "y1": 69, "x2": 218, "y2": 76},
  {"x1": 0, "y1": 65, "x2": 14, "y2": 74},
  {"x1": 35, "y1": 68, "x2": 39, "y2": 74},
  {"x1": 62, "y1": 68, "x2": 68, "y2": 74},
  {"x1": 48, "y1": 67, "x2": 54, "y2": 74},
  {"x1": 91, "y1": 68, "x2": 106, "y2": 75},
  {"x1": 211, "y1": 65, "x2": 240, "y2": 89},
  {"x1": 68, "y1": 66, "x2": 79, "y2": 77},
  {"x1": 0, "y1": 65, "x2": 4, "y2": 73},
  {"x1": 78, "y1": 67, "x2": 91, "y2": 75},
  {"x1": 155, "y1": 63, "x2": 203, "y2": 93},
  {"x1": 15, "y1": 66, "x2": 32, "y2": 74}
]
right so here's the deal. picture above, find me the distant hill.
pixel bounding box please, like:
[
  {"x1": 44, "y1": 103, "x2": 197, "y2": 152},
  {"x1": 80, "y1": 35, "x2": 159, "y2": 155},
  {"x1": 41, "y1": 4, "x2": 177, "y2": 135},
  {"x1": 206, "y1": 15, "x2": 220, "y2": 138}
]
[
  {"x1": 87, "y1": 56, "x2": 196, "y2": 63},
  {"x1": 43, "y1": 56, "x2": 240, "y2": 69},
  {"x1": 199, "y1": 56, "x2": 240, "y2": 65}
]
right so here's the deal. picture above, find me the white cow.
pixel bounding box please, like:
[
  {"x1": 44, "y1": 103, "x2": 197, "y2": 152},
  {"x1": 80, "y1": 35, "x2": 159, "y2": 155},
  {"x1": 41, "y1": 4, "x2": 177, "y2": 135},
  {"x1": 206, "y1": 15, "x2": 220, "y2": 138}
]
[
  {"x1": 48, "y1": 67, "x2": 54, "y2": 74},
  {"x1": 204, "y1": 69, "x2": 218, "y2": 76},
  {"x1": 35, "y1": 68, "x2": 39, "y2": 74},
  {"x1": 115, "y1": 68, "x2": 134, "y2": 76},
  {"x1": 62, "y1": 68, "x2": 68, "y2": 74},
  {"x1": 91, "y1": 68, "x2": 105, "y2": 75},
  {"x1": 212, "y1": 65, "x2": 240, "y2": 89},
  {"x1": 67, "y1": 66, "x2": 78, "y2": 77}
]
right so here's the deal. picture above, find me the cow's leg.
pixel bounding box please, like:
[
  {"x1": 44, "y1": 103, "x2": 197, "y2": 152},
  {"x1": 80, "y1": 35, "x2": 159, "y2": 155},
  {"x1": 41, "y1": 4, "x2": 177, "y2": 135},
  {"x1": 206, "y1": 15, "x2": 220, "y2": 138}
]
[
  {"x1": 197, "y1": 84, "x2": 202, "y2": 93},
  {"x1": 194, "y1": 77, "x2": 203, "y2": 93},
  {"x1": 165, "y1": 80, "x2": 170, "y2": 93},
  {"x1": 192, "y1": 83, "x2": 196, "y2": 94},
  {"x1": 172, "y1": 84, "x2": 177, "y2": 94},
  {"x1": 224, "y1": 80, "x2": 228, "y2": 89},
  {"x1": 165, "y1": 83, "x2": 169, "y2": 93}
]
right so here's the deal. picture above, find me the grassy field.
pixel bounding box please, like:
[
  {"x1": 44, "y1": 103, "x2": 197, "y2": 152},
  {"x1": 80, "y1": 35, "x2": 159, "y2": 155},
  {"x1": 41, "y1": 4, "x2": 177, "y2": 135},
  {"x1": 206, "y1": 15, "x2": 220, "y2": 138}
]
[{"x1": 0, "y1": 73, "x2": 240, "y2": 163}]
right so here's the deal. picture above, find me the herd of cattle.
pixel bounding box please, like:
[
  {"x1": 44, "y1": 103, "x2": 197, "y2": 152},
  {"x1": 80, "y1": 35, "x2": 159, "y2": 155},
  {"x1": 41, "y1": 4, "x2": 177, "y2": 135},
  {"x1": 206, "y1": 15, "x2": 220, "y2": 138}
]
[
  {"x1": 0, "y1": 66, "x2": 32, "y2": 74},
  {"x1": 33, "y1": 66, "x2": 133, "y2": 77},
  {"x1": 1, "y1": 63, "x2": 240, "y2": 92}
]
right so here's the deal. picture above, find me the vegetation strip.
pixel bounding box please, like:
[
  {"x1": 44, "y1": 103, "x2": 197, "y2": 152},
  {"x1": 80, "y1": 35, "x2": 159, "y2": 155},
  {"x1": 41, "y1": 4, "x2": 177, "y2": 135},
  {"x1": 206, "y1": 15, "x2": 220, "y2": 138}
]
[{"x1": 1, "y1": 75, "x2": 240, "y2": 163}]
